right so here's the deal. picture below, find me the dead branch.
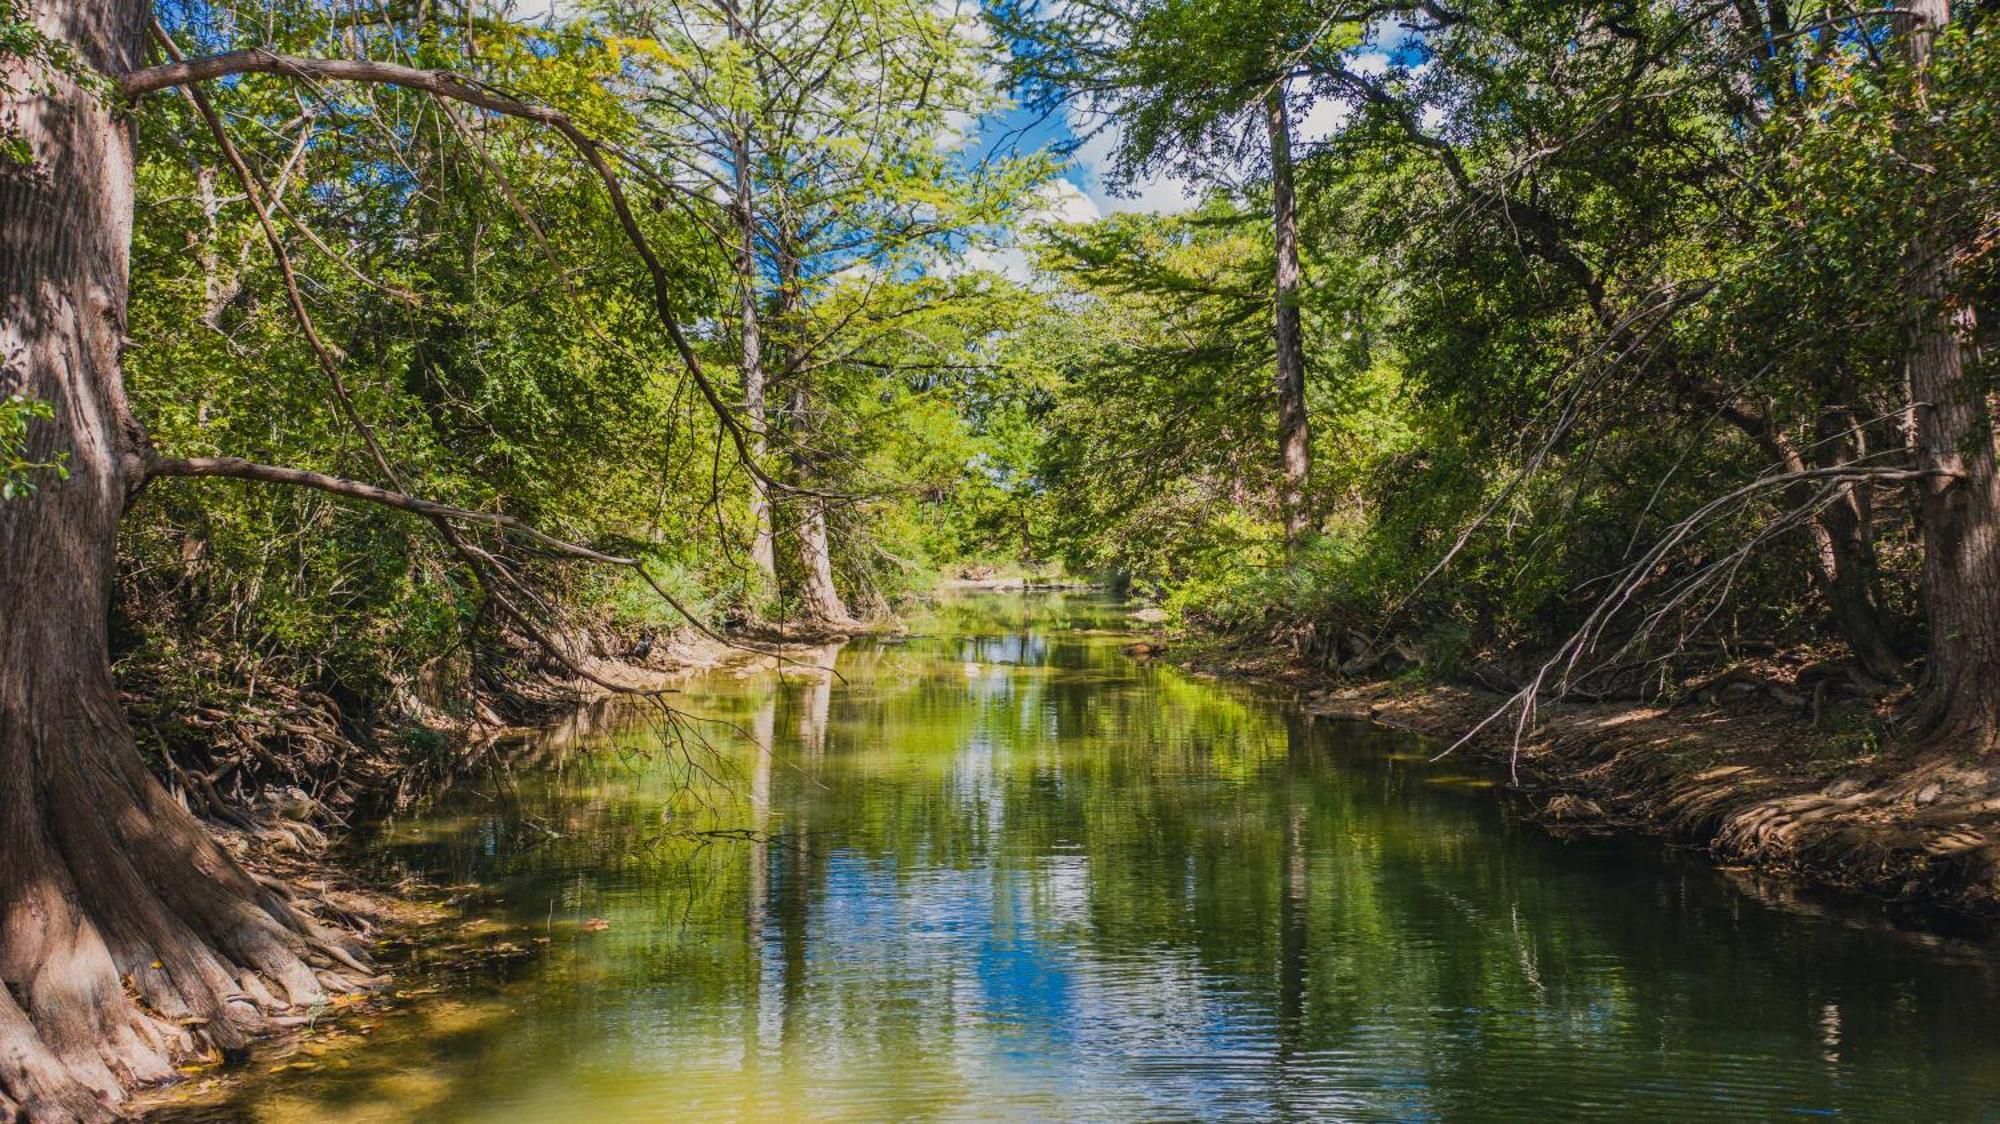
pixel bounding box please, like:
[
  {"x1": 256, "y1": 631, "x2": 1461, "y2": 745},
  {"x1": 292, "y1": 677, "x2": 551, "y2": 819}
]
[{"x1": 1434, "y1": 463, "x2": 1956, "y2": 779}]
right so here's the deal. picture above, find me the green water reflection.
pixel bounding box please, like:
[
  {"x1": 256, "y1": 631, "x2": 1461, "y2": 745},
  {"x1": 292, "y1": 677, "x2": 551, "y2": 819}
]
[{"x1": 178, "y1": 594, "x2": 2000, "y2": 1121}]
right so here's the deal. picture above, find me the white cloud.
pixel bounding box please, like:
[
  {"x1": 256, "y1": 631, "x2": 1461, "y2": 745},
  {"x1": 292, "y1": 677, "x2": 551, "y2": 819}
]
[
  {"x1": 942, "y1": 109, "x2": 980, "y2": 150},
  {"x1": 1348, "y1": 50, "x2": 1392, "y2": 78},
  {"x1": 1365, "y1": 14, "x2": 1422, "y2": 55},
  {"x1": 960, "y1": 245, "x2": 1033, "y2": 282},
  {"x1": 1107, "y1": 174, "x2": 1201, "y2": 215},
  {"x1": 1068, "y1": 108, "x2": 1200, "y2": 216},
  {"x1": 1032, "y1": 178, "x2": 1101, "y2": 226},
  {"x1": 1293, "y1": 94, "x2": 1352, "y2": 149},
  {"x1": 1291, "y1": 52, "x2": 1415, "y2": 148},
  {"x1": 942, "y1": 177, "x2": 1101, "y2": 284}
]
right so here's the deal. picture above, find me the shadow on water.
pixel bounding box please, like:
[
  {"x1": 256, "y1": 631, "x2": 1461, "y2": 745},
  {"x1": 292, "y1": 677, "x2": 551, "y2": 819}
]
[{"x1": 155, "y1": 592, "x2": 2000, "y2": 1121}]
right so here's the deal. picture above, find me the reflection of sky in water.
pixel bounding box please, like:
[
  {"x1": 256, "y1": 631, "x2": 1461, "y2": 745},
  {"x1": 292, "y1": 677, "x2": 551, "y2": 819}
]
[
  {"x1": 768, "y1": 850, "x2": 1271, "y2": 1119},
  {"x1": 159, "y1": 594, "x2": 2000, "y2": 1123}
]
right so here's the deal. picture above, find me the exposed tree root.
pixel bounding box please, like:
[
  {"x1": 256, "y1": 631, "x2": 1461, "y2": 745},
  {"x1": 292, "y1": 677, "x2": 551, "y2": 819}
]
[
  {"x1": 1304, "y1": 681, "x2": 2000, "y2": 924},
  {"x1": 1, "y1": 696, "x2": 375, "y2": 1122}
]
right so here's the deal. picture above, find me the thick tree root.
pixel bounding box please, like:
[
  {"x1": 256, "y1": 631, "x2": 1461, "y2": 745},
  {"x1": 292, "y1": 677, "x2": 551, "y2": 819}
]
[
  {"x1": 1, "y1": 708, "x2": 375, "y2": 1122},
  {"x1": 1354, "y1": 683, "x2": 2000, "y2": 920}
]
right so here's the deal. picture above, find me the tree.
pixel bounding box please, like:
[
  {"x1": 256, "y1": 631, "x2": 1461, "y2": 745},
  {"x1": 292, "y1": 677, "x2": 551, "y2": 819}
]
[
  {"x1": 1025, "y1": 206, "x2": 1284, "y2": 584},
  {"x1": 1301, "y1": 0, "x2": 1926, "y2": 681},
  {"x1": 0, "y1": 7, "x2": 353, "y2": 1117},
  {"x1": 1000, "y1": 0, "x2": 1360, "y2": 552},
  {"x1": 1895, "y1": 0, "x2": 2000, "y2": 746},
  {"x1": 0, "y1": 3, "x2": 763, "y2": 1115},
  {"x1": 609, "y1": 0, "x2": 1044, "y2": 627}
]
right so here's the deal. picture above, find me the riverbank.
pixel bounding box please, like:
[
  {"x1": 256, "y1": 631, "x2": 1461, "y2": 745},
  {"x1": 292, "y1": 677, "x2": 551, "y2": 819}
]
[
  {"x1": 1178, "y1": 645, "x2": 2000, "y2": 929},
  {"x1": 131, "y1": 589, "x2": 2000, "y2": 1121},
  {"x1": 120, "y1": 624, "x2": 830, "y2": 1117}
]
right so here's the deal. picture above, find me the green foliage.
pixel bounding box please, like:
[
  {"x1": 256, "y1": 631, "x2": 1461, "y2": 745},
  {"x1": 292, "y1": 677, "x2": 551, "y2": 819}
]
[
  {"x1": 101, "y1": 0, "x2": 2000, "y2": 747},
  {"x1": 0, "y1": 394, "x2": 67, "y2": 500},
  {"x1": 985, "y1": 0, "x2": 2000, "y2": 685},
  {"x1": 113, "y1": 0, "x2": 1059, "y2": 732},
  {"x1": 120, "y1": 5, "x2": 730, "y2": 714}
]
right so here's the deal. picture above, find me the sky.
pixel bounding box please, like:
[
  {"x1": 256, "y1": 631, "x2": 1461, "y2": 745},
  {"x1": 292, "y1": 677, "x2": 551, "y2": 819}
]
[
  {"x1": 958, "y1": 18, "x2": 1414, "y2": 229},
  {"x1": 506, "y1": 0, "x2": 1409, "y2": 280}
]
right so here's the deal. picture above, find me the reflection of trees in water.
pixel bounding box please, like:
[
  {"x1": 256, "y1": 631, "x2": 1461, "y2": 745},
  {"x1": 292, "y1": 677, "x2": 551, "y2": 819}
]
[
  {"x1": 785, "y1": 642, "x2": 842, "y2": 758},
  {"x1": 319, "y1": 601, "x2": 2000, "y2": 1120}
]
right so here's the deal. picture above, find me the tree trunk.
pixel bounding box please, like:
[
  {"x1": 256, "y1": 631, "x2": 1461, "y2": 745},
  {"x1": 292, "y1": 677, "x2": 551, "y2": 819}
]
[
  {"x1": 1810, "y1": 487, "x2": 1903, "y2": 683},
  {"x1": 1899, "y1": 0, "x2": 2000, "y2": 747},
  {"x1": 1265, "y1": 88, "x2": 1312, "y2": 554},
  {"x1": 724, "y1": 0, "x2": 776, "y2": 585},
  {"x1": 1717, "y1": 401, "x2": 1905, "y2": 681},
  {"x1": 1807, "y1": 408, "x2": 1904, "y2": 682},
  {"x1": 770, "y1": 250, "x2": 853, "y2": 629},
  {"x1": 2, "y1": 6, "x2": 365, "y2": 1118},
  {"x1": 734, "y1": 179, "x2": 778, "y2": 584},
  {"x1": 784, "y1": 381, "x2": 854, "y2": 628}
]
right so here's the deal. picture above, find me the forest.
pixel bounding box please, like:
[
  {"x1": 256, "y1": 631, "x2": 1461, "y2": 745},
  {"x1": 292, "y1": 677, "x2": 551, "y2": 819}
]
[{"x1": 3, "y1": 0, "x2": 1998, "y2": 1118}]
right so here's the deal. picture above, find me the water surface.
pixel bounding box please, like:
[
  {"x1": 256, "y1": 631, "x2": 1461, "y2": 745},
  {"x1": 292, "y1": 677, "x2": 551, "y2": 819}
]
[{"x1": 175, "y1": 594, "x2": 2000, "y2": 1121}]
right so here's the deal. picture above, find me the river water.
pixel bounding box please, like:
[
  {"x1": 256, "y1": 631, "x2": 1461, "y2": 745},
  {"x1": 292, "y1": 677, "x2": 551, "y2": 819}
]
[{"x1": 171, "y1": 593, "x2": 2000, "y2": 1121}]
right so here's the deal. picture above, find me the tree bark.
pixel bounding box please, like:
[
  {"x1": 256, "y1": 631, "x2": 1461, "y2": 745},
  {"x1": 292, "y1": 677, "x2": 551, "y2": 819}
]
[
  {"x1": 1899, "y1": 0, "x2": 2000, "y2": 747},
  {"x1": 770, "y1": 249, "x2": 853, "y2": 629},
  {"x1": 783, "y1": 378, "x2": 854, "y2": 628},
  {"x1": 1806, "y1": 408, "x2": 1904, "y2": 681},
  {"x1": 1265, "y1": 88, "x2": 1312, "y2": 554},
  {"x1": 1709, "y1": 397, "x2": 1905, "y2": 680},
  {"x1": 1, "y1": 6, "x2": 365, "y2": 1118},
  {"x1": 735, "y1": 193, "x2": 778, "y2": 582},
  {"x1": 724, "y1": 0, "x2": 776, "y2": 584}
]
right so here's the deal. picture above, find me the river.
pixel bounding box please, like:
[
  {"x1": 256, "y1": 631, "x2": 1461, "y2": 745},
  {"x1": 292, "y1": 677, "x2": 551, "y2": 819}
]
[{"x1": 163, "y1": 593, "x2": 2000, "y2": 1120}]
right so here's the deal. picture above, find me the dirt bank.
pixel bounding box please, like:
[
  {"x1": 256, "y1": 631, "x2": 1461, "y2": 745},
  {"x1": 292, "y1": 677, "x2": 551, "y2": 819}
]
[{"x1": 1182, "y1": 649, "x2": 2000, "y2": 928}]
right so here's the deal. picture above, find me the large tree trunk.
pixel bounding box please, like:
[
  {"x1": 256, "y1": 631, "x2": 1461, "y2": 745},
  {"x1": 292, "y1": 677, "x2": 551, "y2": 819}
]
[
  {"x1": 1899, "y1": 0, "x2": 2000, "y2": 747},
  {"x1": 1, "y1": 6, "x2": 365, "y2": 1119},
  {"x1": 1265, "y1": 88, "x2": 1312, "y2": 554}
]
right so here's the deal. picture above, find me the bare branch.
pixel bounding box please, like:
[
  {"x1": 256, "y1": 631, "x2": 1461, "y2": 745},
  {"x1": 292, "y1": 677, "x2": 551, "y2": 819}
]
[
  {"x1": 124, "y1": 51, "x2": 564, "y2": 119},
  {"x1": 1435, "y1": 463, "x2": 1958, "y2": 780}
]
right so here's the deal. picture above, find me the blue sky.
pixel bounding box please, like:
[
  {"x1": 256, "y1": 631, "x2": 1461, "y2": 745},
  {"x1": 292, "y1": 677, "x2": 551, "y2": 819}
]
[
  {"x1": 957, "y1": 20, "x2": 1414, "y2": 226},
  {"x1": 509, "y1": 0, "x2": 1407, "y2": 272}
]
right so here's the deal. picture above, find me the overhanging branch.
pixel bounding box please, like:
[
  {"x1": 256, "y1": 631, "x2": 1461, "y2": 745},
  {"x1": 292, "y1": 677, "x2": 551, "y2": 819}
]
[
  {"x1": 121, "y1": 48, "x2": 844, "y2": 502},
  {"x1": 144, "y1": 455, "x2": 792, "y2": 669},
  {"x1": 122, "y1": 51, "x2": 565, "y2": 120}
]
